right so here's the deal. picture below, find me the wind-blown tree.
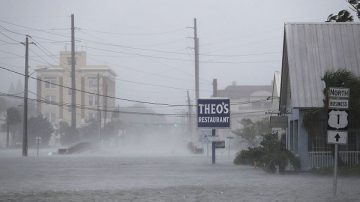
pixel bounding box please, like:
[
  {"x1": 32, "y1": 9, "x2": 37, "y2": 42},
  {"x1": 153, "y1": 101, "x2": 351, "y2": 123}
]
[
  {"x1": 6, "y1": 107, "x2": 22, "y2": 146},
  {"x1": 232, "y1": 118, "x2": 271, "y2": 148},
  {"x1": 327, "y1": 10, "x2": 354, "y2": 22},
  {"x1": 28, "y1": 116, "x2": 54, "y2": 146},
  {"x1": 326, "y1": 0, "x2": 360, "y2": 22},
  {"x1": 348, "y1": 0, "x2": 360, "y2": 19},
  {"x1": 59, "y1": 121, "x2": 79, "y2": 145}
]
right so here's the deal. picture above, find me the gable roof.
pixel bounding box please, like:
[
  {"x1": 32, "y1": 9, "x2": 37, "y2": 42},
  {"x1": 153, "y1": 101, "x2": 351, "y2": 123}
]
[
  {"x1": 280, "y1": 23, "x2": 360, "y2": 109},
  {"x1": 217, "y1": 85, "x2": 272, "y2": 99}
]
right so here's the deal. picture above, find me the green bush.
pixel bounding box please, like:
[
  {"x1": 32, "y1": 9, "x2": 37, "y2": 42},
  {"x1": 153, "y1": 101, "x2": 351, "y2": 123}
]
[
  {"x1": 234, "y1": 133, "x2": 301, "y2": 173},
  {"x1": 233, "y1": 147, "x2": 264, "y2": 165}
]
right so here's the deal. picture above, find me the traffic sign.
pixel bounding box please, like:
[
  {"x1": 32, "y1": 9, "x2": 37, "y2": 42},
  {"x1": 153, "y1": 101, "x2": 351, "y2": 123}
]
[
  {"x1": 327, "y1": 130, "x2": 348, "y2": 144},
  {"x1": 215, "y1": 141, "x2": 225, "y2": 148},
  {"x1": 328, "y1": 99, "x2": 349, "y2": 109},
  {"x1": 329, "y1": 87, "x2": 350, "y2": 98},
  {"x1": 328, "y1": 110, "x2": 348, "y2": 129}
]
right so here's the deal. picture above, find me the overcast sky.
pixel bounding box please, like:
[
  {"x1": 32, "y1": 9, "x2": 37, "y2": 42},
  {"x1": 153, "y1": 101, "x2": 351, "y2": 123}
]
[{"x1": 0, "y1": 0, "x2": 350, "y2": 113}]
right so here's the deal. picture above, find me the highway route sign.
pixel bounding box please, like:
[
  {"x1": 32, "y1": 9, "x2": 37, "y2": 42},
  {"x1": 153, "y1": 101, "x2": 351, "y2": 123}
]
[{"x1": 328, "y1": 110, "x2": 348, "y2": 129}]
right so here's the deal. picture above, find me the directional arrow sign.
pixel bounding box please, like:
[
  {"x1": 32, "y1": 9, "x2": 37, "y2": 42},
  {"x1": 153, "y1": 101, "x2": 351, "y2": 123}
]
[{"x1": 327, "y1": 130, "x2": 348, "y2": 144}]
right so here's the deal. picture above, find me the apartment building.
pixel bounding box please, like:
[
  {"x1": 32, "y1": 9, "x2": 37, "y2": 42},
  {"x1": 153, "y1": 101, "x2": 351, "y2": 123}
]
[{"x1": 35, "y1": 51, "x2": 116, "y2": 127}]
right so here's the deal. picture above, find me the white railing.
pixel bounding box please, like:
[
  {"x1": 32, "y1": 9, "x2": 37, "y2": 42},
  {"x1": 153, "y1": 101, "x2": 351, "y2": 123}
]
[
  {"x1": 309, "y1": 151, "x2": 333, "y2": 168},
  {"x1": 339, "y1": 151, "x2": 360, "y2": 166},
  {"x1": 308, "y1": 151, "x2": 360, "y2": 168}
]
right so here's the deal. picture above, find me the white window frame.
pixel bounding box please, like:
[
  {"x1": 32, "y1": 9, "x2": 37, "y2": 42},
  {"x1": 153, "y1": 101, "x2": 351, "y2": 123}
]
[
  {"x1": 88, "y1": 95, "x2": 98, "y2": 106},
  {"x1": 88, "y1": 76, "x2": 98, "y2": 89},
  {"x1": 44, "y1": 77, "x2": 57, "y2": 88}
]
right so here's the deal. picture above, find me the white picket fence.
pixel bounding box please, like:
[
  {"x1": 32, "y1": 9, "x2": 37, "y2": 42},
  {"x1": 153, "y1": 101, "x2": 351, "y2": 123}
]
[{"x1": 308, "y1": 151, "x2": 360, "y2": 168}]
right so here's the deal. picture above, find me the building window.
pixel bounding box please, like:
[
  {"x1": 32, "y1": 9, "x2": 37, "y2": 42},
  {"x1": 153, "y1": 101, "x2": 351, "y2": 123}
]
[
  {"x1": 44, "y1": 77, "x2": 57, "y2": 88},
  {"x1": 88, "y1": 76, "x2": 98, "y2": 89},
  {"x1": 88, "y1": 95, "x2": 98, "y2": 106},
  {"x1": 45, "y1": 95, "x2": 56, "y2": 104}
]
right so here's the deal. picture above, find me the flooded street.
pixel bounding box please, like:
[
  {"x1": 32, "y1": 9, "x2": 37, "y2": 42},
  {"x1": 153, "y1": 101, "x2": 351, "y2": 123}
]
[{"x1": 0, "y1": 150, "x2": 359, "y2": 202}]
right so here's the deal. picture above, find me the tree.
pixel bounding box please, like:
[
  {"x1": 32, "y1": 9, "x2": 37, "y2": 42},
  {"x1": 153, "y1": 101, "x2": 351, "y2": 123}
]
[
  {"x1": 326, "y1": 1, "x2": 360, "y2": 22},
  {"x1": 28, "y1": 116, "x2": 54, "y2": 146},
  {"x1": 234, "y1": 133, "x2": 301, "y2": 173},
  {"x1": 6, "y1": 107, "x2": 22, "y2": 146},
  {"x1": 327, "y1": 10, "x2": 354, "y2": 22},
  {"x1": 232, "y1": 118, "x2": 271, "y2": 147},
  {"x1": 348, "y1": 0, "x2": 360, "y2": 19},
  {"x1": 58, "y1": 121, "x2": 79, "y2": 145},
  {"x1": 78, "y1": 119, "x2": 98, "y2": 141}
]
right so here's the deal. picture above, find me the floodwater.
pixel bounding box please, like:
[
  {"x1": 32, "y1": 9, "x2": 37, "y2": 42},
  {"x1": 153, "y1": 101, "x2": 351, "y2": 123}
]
[{"x1": 0, "y1": 149, "x2": 359, "y2": 202}]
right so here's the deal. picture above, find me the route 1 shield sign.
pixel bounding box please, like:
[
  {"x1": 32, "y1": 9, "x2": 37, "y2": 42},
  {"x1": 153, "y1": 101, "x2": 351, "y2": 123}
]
[{"x1": 328, "y1": 110, "x2": 348, "y2": 130}]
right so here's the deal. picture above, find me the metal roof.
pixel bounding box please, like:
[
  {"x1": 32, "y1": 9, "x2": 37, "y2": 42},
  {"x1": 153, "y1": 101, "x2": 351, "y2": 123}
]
[{"x1": 281, "y1": 23, "x2": 360, "y2": 108}]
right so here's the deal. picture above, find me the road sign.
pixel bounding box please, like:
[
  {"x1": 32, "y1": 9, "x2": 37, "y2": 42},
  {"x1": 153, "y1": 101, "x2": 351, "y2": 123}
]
[
  {"x1": 329, "y1": 87, "x2": 350, "y2": 98},
  {"x1": 215, "y1": 141, "x2": 225, "y2": 148},
  {"x1": 327, "y1": 130, "x2": 348, "y2": 144},
  {"x1": 328, "y1": 99, "x2": 349, "y2": 109},
  {"x1": 327, "y1": 87, "x2": 350, "y2": 197},
  {"x1": 328, "y1": 110, "x2": 348, "y2": 129},
  {"x1": 197, "y1": 98, "x2": 230, "y2": 128}
]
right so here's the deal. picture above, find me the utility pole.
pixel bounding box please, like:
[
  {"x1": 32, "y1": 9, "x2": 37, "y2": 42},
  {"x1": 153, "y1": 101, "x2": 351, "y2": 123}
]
[
  {"x1": 97, "y1": 73, "x2": 102, "y2": 142},
  {"x1": 103, "y1": 78, "x2": 108, "y2": 125},
  {"x1": 22, "y1": 35, "x2": 33, "y2": 157},
  {"x1": 193, "y1": 18, "x2": 199, "y2": 107},
  {"x1": 212, "y1": 78, "x2": 217, "y2": 164},
  {"x1": 192, "y1": 18, "x2": 200, "y2": 145},
  {"x1": 71, "y1": 14, "x2": 76, "y2": 130}
]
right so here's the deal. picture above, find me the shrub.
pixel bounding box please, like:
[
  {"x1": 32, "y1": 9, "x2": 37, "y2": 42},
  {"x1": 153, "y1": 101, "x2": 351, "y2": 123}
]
[{"x1": 234, "y1": 133, "x2": 301, "y2": 173}]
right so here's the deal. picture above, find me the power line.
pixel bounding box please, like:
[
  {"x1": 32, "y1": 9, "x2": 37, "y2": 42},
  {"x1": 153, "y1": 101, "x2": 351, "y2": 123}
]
[
  {"x1": 0, "y1": 19, "x2": 68, "y2": 39},
  {"x1": 84, "y1": 45, "x2": 278, "y2": 65},
  {"x1": 88, "y1": 56, "x2": 211, "y2": 86},
  {"x1": 0, "y1": 65, "x2": 189, "y2": 107},
  {"x1": 0, "y1": 66, "x2": 275, "y2": 108},
  {"x1": 0, "y1": 91, "x2": 270, "y2": 118},
  {"x1": 0, "y1": 91, "x2": 189, "y2": 117},
  {"x1": 115, "y1": 77, "x2": 208, "y2": 92},
  {"x1": 79, "y1": 27, "x2": 186, "y2": 36},
  {"x1": 78, "y1": 36, "x2": 280, "y2": 58},
  {"x1": 0, "y1": 30, "x2": 21, "y2": 43}
]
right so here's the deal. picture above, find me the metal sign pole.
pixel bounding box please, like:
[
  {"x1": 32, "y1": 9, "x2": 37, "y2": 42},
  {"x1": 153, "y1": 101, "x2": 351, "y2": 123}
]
[
  {"x1": 333, "y1": 144, "x2": 338, "y2": 197},
  {"x1": 327, "y1": 87, "x2": 350, "y2": 197},
  {"x1": 212, "y1": 129, "x2": 216, "y2": 164},
  {"x1": 228, "y1": 138, "x2": 230, "y2": 157}
]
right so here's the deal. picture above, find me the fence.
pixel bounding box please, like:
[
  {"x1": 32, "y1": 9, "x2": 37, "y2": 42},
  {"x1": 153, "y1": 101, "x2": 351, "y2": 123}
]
[{"x1": 308, "y1": 151, "x2": 360, "y2": 168}]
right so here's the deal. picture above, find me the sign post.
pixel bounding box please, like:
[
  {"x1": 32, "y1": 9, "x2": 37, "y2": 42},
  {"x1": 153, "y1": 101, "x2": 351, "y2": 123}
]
[
  {"x1": 35, "y1": 136, "x2": 41, "y2": 156},
  {"x1": 327, "y1": 87, "x2": 349, "y2": 197},
  {"x1": 197, "y1": 98, "x2": 230, "y2": 164}
]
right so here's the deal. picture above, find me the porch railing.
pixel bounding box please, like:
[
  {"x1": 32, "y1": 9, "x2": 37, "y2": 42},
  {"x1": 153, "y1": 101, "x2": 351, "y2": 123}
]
[{"x1": 308, "y1": 151, "x2": 360, "y2": 168}]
